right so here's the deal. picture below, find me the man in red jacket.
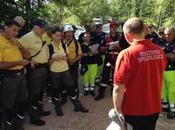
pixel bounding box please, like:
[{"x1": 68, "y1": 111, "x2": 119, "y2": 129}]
[{"x1": 113, "y1": 17, "x2": 167, "y2": 130}]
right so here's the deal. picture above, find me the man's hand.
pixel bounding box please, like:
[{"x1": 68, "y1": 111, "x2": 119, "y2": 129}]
[
  {"x1": 99, "y1": 46, "x2": 108, "y2": 53},
  {"x1": 109, "y1": 41, "x2": 121, "y2": 50},
  {"x1": 166, "y1": 53, "x2": 175, "y2": 61},
  {"x1": 83, "y1": 53, "x2": 89, "y2": 57},
  {"x1": 18, "y1": 59, "x2": 31, "y2": 66},
  {"x1": 60, "y1": 55, "x2": 68, "y2": 60},
  {"x1": 68, "y1": 59, "x2": 77, "y2": 65}
]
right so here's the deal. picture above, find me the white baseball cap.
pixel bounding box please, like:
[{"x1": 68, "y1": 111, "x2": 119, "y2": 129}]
[
  {"x1": 63, "y1": 25, "x2": 74, "y2": 32},
  {"x1": 13, "y1": 16, "x2": 25, "y2": 27}
]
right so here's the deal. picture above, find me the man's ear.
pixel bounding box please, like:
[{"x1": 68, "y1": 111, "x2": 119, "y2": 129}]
[
  {"x1": 4, "y1": 26, "x2": 8, "y2": 32},
  {"x1": 143, "y1": 25, "x2": 148, "y2": 36},
  {"x1": 125, "y1": 33, "x2": 133, "y2": 44}
]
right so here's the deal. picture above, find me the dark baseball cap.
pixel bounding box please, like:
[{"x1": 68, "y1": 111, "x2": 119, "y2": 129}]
[
  {"x1": 34, "y1": 19, "x2": 46, "y2": 28},
  {"x1": 96, "y1": 24, "x2": 103, "y2": 29}
]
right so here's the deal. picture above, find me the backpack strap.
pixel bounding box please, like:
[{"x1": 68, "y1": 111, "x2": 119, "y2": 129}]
[
  {"x1": 48, "y1": 44, "x2": 54, "y2": 60},
  {"x1": 67, "y1": 39, "x2": 73, "y2": 47},
  {"x1": 61, "y1": 40, "x2": 67, "y2": 54},
  {"x1": 74, "y1": 39, "x2": 79, "y2": 57},
  {"x1": 67, "y1": 39, "x2": 79, "y2": 57},
  {"x1": 29, "y1": 41, "x2": 46, "y2": 60}
]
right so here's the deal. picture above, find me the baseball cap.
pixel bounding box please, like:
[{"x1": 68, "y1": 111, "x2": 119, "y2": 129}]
[
  {"x1": 13, "y1": 16, "x2": 25, "y2": 27},
  {"x1": 96, "y1": 24, "x2": 103, "y2": 29},
  {"x1": 110, "y1": 20, "x2": 118, "y2": 28},
  {"x1": 63, "y1": 25, "x2": 74, "y2": 32},
  {"x1": 34, "y1": 19, "x2": 46, "y2": 28}
]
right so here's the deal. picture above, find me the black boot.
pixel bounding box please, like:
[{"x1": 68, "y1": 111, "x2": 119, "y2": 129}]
[
  {"x1": 14, "y1": 115, "x2": 25, "y2": 130},
  {"x1": 94, "y1": 94, "x2": 104, "y2": 101},
  {"x1": 38, "y1": 108, "x2": 51, "y2": 117},
  {"x1": 162, "y1": 108, "x2": 169, "y2": 113},
  {"x1": 89, "y1": 86, "x2": 95, "y2": 96},
  {"x1": 167, "y1": 111, "x2": 175, "y2": 119},
  {"x1": 30, "y1": 118, "x2": 45, "y2": 126},
  {"x1": 53, "y1": 98, "x2": 64, "y2": 116},
  {"x1": 94, "y1": 86, "x2": 106, "y2": 101},
  {"x1": 90, "y1": 91, "x2": 95, "y2": 96},
  {"x1": 5, "y1": 121, "x2": 14, "y2": 130},
  {"x1": 84, "y1": 90, "x2": 89, "y2": 96},
  {"x1": 29, "y1": 107, "x2": 46, "y2": 126},
  {"x1": 72, "y1": 99, "x2": 88, "y2": 113}
]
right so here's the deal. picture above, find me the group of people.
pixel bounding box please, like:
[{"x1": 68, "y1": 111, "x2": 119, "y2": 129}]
[
  {"x1": 0, "y1": 16, "x2": 89, "y2": 130},
  {"x1": 112, "y1": 17, "x2": 175, "y2": 130},
  {"x1": 0, "y1": 15, "x2": 174, "y2": 130},
  {"x1": 145, "y1": 24, "x2": 175, "y2": 120}
]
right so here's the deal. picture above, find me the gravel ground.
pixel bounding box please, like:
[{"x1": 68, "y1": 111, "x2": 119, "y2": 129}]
[
  {"x1": 24, "y1": 89, "x2": 175, "y2": 130},
  {"x1": 24, "y1": 75, "x2": 175, "y2": 130}
]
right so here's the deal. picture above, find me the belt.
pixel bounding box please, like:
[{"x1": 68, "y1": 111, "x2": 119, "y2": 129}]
[
  {"x1": 35, "y1": 63, "x2": 48, "y2": 68},
  {"x1": 1, "y1": 68, "x2": 25, "y2": 77}
]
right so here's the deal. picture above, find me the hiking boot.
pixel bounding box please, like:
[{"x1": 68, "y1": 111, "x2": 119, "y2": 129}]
[
  {"x1": 90, "y1": 90, "x2": 95, "y2": 97},
  {"x1": 72, "y1": 99, "x2": 89, "y2": 113},
  {"x1": 5, "y1": 121, "x2": 14, "y2": 130},
  {"x1": 94, "y1": 94, "x2": 104, "y2": 101},
  {"x1": 162, "y1": 108, "x2": 169, "y2": 113},
  {"x1": 39, "y1": 108, "x2": 51, "y2": 117},
  {"x1": 74, "y1": 106, "x2": 89, "y2": 113},
  {"x1": 84, "y1": 91, "x2": 89, "y2": 96},
  {"x1": 30, "y1": 118, "x2": 46, "y2": 126},
  {"x1": 167, "y1": 111, "x2": 175, "y2": 119}
]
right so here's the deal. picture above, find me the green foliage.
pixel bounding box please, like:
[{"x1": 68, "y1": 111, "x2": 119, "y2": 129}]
[{"x1": 0, "y1": 0, "x2": 175, "y2": 28}]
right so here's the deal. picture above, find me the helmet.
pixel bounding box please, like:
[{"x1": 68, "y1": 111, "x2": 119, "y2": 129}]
[{"x1": 63, "y1": 25, "x2": 74, "y2": 32}]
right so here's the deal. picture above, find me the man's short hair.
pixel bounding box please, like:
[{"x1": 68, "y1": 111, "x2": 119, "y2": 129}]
[
  {"x1": 5, "y1": 20, "x2": 21, "y2": 27},
  {"x1": 164, "y1": 27, "x2": 175, "y2": 35},
  {"x1": 123, "y1": 17, "x2": 145, "y2": 34},
  {"x1": 33, "y1": 19, "x2": 46, "y2": 28}
]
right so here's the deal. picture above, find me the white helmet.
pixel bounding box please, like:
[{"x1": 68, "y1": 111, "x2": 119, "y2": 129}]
[{"x1": 63, "y1": 25, "x2": 74, "y2": 32}]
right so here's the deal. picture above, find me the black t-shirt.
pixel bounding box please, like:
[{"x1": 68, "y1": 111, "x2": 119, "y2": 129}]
[
  {"x1": 91, "y1": 32, "x2": 107, "y2": 45},
  {"x1": 81, "y1": 43, "x2": 100, "y2": 65},
  {"x1": 164, "y1": 40, "x2": 175, "y2": 70}
]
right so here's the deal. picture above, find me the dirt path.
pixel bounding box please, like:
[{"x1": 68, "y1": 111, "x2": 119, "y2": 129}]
[{"x1": 24, "y1": 92, "x2": 175, "y2": 130}]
